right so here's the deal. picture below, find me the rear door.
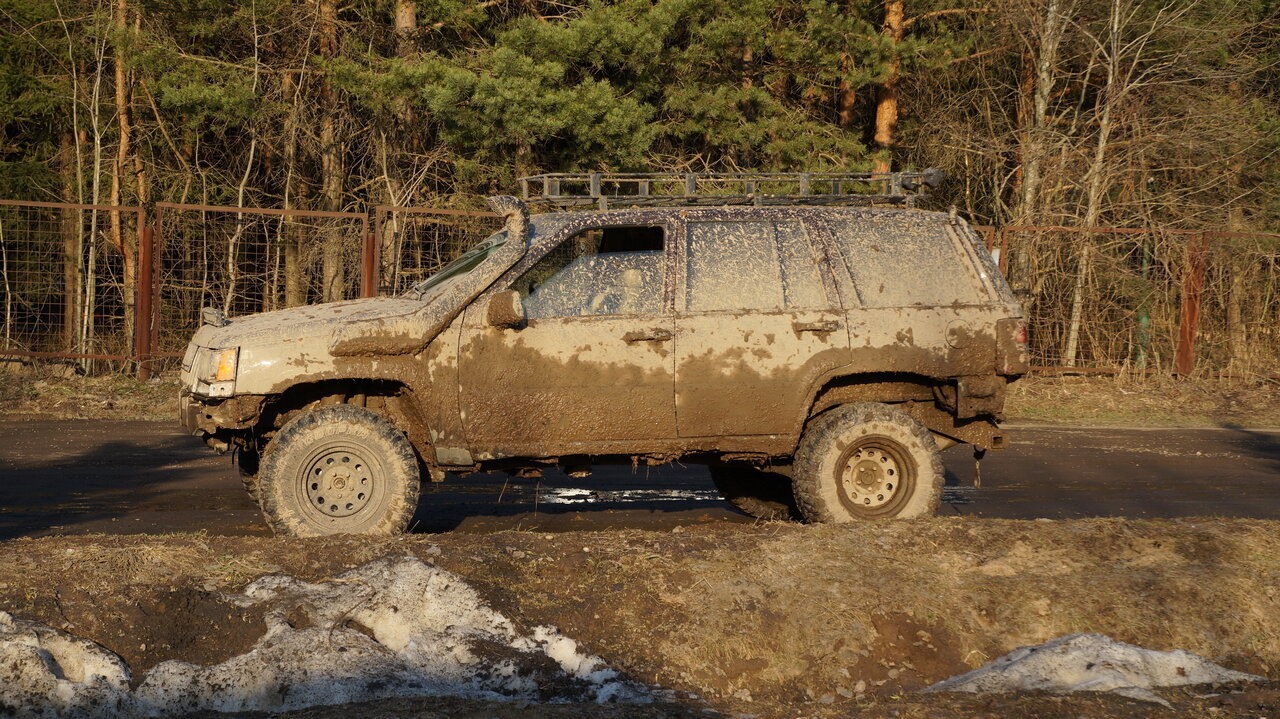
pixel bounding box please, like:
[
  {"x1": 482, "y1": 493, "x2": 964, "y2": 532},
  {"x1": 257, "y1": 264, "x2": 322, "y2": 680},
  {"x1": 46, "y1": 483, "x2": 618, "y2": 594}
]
[{"x1": 674, "y1": 218, "x2": 849, "y2": 438}]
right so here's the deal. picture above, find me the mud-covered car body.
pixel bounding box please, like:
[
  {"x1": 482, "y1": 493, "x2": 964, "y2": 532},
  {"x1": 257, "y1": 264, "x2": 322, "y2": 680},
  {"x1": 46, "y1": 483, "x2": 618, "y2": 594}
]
[{"x1": 180, "y1": 199, "x2": 1027, "y2": 482}]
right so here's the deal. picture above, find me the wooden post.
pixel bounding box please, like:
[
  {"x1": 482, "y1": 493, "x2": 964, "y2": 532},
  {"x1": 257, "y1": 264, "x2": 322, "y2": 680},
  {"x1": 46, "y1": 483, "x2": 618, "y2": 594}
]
[{"x1": 1174, "y1": 233, "x2": 1209, "y2": 376}]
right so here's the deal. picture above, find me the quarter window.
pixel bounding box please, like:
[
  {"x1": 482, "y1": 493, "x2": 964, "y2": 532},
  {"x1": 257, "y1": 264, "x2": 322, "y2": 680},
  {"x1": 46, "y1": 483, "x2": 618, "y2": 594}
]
[{"x1": 831, "y1": 215, "x2": 987, "y2": 307}]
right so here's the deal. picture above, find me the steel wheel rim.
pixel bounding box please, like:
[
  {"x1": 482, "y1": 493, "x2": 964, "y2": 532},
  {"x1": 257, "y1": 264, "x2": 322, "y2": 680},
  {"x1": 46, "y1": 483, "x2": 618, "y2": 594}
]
[
  {"x1": 294, "y1": 439, "x2": 385, "y2": 528},
  {"x1": 835, "y1": 435, "x2": 916, "y2": 518}
]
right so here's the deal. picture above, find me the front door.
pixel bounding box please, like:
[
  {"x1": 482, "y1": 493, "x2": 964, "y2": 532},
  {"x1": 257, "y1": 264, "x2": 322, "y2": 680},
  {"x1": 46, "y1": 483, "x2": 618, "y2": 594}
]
[
  {"x1": 457, "y1": 223, "x2": 676, "y2": 459},
  {"x1": 675, "y1": 219, "x2": 850, "y2": 438}
]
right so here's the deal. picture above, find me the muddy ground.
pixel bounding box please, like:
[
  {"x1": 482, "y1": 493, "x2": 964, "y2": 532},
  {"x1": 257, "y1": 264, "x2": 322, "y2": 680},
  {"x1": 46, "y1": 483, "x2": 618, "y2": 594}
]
[
  {"x1": 3, "y1": 523, "x2": 1280, "y2": 718},
  {"x1": 1, "y1": 419, "x2": 1278, "y2": 539},
  {"x1": 2, "y1": 371, "x2": 1280, "y2": 717}
]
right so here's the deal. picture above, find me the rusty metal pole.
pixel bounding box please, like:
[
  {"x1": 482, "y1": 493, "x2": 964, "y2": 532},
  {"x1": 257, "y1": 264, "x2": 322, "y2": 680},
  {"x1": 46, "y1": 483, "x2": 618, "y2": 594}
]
[
  {"x1": 135, "y1": 224, "x2": 154, "y2": 381},
  {"x1": 360, "y1": 229, "x2": 379, "y2": 298},
  {"x1": 1174, "y1": 232, "x2": 1209, "y2": 376}
]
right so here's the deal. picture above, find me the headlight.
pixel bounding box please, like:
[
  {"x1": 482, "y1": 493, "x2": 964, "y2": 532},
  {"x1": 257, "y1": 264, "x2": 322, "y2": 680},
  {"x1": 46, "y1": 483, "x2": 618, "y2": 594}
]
[{"x1": 200, "y1": 347, "x2": 239, "y2": 383}]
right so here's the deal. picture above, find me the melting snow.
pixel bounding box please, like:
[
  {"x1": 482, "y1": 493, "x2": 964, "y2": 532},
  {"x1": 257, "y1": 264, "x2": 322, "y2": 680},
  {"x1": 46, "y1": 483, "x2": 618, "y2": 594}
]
[
  {"x1": 0, "y1": 556, "x2": 657, "y2": 718},
  {"x1": 925, "y1": 633, "x2": 1264, "y2": 707},
  {"x1": 536, "y1": 487, "x2": 721, "y2": 504}
]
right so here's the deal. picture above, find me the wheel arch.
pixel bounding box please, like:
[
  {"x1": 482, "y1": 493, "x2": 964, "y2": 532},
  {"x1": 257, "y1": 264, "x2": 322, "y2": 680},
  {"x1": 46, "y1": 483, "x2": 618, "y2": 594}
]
[
  {"x1": 801, "y1": 371, "x2": 1006, "y2": 452},
  {"x1": 256, "y1": 378, "x2": 434, "y2": 466}
]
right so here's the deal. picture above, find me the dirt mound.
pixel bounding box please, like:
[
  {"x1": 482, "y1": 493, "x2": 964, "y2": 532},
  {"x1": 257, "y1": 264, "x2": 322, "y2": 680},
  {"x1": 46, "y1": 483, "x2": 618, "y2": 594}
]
[
  {"x1": 0, "y1": 519, "x2": 1277, "y2": 717},
  {"x1": 0, "y1": 556, "x2": 658, "y2": 717}
]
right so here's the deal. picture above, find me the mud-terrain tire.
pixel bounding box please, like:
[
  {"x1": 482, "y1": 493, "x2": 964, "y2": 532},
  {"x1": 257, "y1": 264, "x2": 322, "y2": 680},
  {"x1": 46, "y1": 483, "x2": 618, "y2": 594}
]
[
  {"x1": 258, "y1": 405, "x2": 420, "y2": 536},
  {"x1": 792, "y1": 403, "x2": 942, "y2": 522},
  {"x1": 709, "y1": 466, "x2": 800, "y2": 521}
]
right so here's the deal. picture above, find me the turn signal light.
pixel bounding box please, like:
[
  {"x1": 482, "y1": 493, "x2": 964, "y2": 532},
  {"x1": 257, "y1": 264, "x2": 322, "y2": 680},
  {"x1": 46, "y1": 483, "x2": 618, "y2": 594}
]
[{"x1": 214, "y1": 348, "x2": 239, "y2": 382}]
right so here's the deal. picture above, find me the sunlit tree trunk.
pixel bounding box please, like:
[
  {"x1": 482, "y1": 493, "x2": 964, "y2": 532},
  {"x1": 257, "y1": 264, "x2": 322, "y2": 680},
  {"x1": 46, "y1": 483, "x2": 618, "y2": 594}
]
[
  {"x1": 872, "y1": 0, "x2": 904, "y2": 173},
  {"x1": 318, "y1": 0, "x2": 345, "y2": 303},
  {"x1": 109, "y1": 0, "x2": 137, "y2": 345}
]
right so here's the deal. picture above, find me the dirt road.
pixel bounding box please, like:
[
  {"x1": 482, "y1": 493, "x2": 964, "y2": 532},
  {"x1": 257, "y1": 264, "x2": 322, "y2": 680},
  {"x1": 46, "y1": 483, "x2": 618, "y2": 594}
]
[{"x1": 0, "y1": 419, "x2": 1277, "y2": 539}]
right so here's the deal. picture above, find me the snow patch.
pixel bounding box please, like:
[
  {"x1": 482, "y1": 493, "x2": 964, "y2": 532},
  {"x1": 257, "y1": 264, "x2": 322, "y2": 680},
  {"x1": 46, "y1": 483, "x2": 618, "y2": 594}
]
[
  {"x1": 537, "y1": 487, "x2": 722, "y2": 504},
  {"x1": 0, "y1": 612, "x2": 131, "y2": 719},
  {"x1": 0, "y1": 556, "x2": 656, "y2": 718},
  {"x1": 925, "y1": 633, "x2": 1265, "y2": 707}
]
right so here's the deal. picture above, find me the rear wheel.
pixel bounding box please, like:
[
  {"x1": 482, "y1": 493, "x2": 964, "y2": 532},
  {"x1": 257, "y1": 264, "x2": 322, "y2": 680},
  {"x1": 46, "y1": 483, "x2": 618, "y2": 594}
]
[
  {"x1": 709, "y1": 466, "x2": 799, "y2": 521},
  {"x1": 258, "y1": 405, "x2": 420, "y2": 536},
  {"x1": 791, "y1": 403, "x2": 942, "y2": 522}
]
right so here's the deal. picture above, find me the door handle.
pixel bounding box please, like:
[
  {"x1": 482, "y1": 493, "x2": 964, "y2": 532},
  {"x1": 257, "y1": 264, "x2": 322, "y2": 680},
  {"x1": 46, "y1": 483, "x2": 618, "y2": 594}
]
[
  {"x1": 622, "y1": 328, "x2": 673, "y2": 343},
  {"x1": 793, "y1": 320, "x2": 840, "y2": 333}
]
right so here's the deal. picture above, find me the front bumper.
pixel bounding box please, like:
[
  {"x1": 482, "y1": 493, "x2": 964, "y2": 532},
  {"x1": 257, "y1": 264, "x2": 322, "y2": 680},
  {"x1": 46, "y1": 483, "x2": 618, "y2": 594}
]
[{"x1": 179, "y1": 388, "x2": 266, "y2": 437}]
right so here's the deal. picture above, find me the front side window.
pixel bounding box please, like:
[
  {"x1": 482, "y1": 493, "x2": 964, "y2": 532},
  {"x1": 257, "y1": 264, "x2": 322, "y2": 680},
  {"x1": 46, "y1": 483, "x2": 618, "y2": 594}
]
[
  {"x1": 512, "y1": 225, "x2": 665, "y2": 320},
  {"x1": 685, "y1": 220, "x2": 826, "y2": 312}
]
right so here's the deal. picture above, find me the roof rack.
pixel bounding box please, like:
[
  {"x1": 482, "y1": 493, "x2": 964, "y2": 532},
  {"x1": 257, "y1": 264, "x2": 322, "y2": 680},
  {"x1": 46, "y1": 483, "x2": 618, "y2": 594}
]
[{"x1": 518, "y1": 169, "x2": 943, "y2": 210}]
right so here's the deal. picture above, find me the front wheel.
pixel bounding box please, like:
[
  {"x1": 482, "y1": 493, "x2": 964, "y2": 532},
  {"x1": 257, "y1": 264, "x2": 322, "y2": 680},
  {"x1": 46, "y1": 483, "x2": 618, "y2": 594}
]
[
  {"x1": 258, "y1": 405, "x2": 421, "y2": 536},
  {"x1": 791, "y1": 403, "x2": 943, "y2": 522}
]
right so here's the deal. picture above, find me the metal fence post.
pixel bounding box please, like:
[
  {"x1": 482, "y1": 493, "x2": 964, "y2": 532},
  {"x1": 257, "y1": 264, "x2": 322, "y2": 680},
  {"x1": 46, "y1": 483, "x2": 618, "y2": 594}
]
[
  {"x1": 1174, "y1": 232, "x2": 1209, "y2": 376},
  {"x1": 361, "y1": 228, "x2": 379, "y2": 298}
]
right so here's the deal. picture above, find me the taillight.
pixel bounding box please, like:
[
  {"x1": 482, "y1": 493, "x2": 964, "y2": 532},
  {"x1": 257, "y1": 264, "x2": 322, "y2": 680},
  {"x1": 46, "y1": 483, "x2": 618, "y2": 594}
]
[{"x1": 996, "y1": 318, "x2": 1030, "y2": 375}]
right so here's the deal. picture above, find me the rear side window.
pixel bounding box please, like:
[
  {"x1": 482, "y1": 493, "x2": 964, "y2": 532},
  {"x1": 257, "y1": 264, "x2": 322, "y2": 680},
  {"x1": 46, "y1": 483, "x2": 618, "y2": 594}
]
[
  {"x1": 686, "y1": 220, "x2": 827, "y2": 312},
  {"x1": 831, "y1": 214, "x2": 988, "y2": 307}
]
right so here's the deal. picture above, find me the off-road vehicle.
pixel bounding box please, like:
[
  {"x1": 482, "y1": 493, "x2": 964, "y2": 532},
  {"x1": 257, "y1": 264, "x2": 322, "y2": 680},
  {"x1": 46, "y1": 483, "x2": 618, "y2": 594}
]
[{"x1": 179, "y1": 171, "x2": 1028, "y2": 536}]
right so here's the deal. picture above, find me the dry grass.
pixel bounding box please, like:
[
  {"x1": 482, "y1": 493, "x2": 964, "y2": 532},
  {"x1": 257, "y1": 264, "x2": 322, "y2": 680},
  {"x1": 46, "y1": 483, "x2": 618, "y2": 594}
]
[
  {"x1": 1, "y1": 519, "x2": 1278, "y2": 717},
  {"x1": 0, "y1": 362, "x2": 180, "y2": 420},
  {"x1": 1006, "y1": 375, "x2": 1280, "y2": 427}
]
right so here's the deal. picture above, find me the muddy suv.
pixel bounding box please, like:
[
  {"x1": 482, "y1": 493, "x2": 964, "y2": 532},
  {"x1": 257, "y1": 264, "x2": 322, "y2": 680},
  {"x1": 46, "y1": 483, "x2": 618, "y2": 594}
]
[{"x1": 180, "y1": 171, "x2": 1027, "y2": 536}]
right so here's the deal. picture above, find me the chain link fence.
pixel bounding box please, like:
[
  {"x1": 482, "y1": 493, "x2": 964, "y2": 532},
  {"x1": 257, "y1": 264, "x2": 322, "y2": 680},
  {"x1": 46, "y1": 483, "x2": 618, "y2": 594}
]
[
  {"x1": 0, "y1": 200, "x2": 143, "y2": 372},
  {"x1": 153, "y1": 204, "x2": 370, "y2": 356},
  {"x1": 1, "y1": 198, "x2": 1276, "y2": 380}
]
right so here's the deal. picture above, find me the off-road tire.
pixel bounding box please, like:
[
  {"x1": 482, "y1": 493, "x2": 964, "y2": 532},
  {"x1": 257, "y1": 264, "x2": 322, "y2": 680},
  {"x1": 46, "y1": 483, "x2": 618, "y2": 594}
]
[
  {"x1": 792, "y1": 402, "x2": 943, "y2": 522},
  {"x1": 709, "y1": 466, "x2": 800, "y2": 521},
  {"x1": 258, "y1": 405, "x2": 420, "y2": 536}
]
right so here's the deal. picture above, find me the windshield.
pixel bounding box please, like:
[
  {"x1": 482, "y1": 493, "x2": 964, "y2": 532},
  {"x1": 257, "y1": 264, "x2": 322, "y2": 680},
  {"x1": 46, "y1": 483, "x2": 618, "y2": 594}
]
[{"x1": 406, "y1": 230, "x2": 509, "y2": 299}]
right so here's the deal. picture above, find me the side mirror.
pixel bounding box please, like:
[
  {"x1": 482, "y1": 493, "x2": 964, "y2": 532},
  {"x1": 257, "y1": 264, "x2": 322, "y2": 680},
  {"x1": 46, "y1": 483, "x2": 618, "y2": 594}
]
[{"x1": 486, "y1": 289, "x2": 525, "y2": 329}]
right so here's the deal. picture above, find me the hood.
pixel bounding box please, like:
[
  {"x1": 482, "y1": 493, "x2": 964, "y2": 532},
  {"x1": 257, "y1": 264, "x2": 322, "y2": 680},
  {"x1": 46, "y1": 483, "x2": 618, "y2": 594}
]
[{"x1": 193, "y1": 297, "x2": 427, "y2": 350}]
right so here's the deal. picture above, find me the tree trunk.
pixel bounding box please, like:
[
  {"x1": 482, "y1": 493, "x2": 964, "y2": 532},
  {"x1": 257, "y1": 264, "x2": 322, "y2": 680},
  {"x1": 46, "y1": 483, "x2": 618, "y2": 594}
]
[
  {"x1": 282, "y1": 71, "x2": 307, "y2": 308},
  {"x1": 872, "y1": 0, "x2": 904, "y2": 173},
  {"x1": 1063, "y1": 0, "x2": 1118, "y2": 368},
  {"x1": 837, "y1": 53, "x2": 856, "y2": 129},
  {"x1": 59, "y1": 132, "x2": 83, "y2": 351},
  {"x1": 1015, "y1": 0, "x2": 1070, "y2": 224},
  {"x1": 110, "y1": 0, "x2": 137, "y2": 345},
  {"x1": 378, "y1": 0, "x2": 418, "y2": 293},
  {"x1": 318, "y1": 0, "x2": 345, "y2": 303}
]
